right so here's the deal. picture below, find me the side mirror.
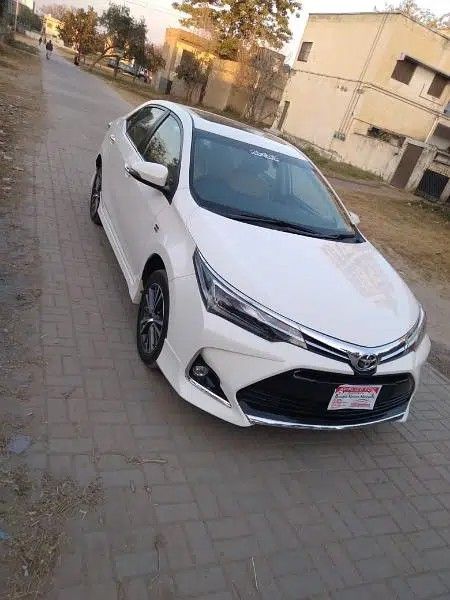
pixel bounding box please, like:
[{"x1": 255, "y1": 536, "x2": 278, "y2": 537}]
[
  {"x1": 348, "y1": 211, "x2": 360, "y2": 226},
  {"x1": 126, "y1": 160, "x2": 168, "y2": 188}
]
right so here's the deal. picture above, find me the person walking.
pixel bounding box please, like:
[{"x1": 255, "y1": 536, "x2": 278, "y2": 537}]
[{"x1": 45, "y1": 40, "x2": 53, "y2": 60}]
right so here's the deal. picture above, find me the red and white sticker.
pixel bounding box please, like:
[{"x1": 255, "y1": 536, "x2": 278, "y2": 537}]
[{"x1": 328, "y1": 384, "x2": 382, "y2": 411}]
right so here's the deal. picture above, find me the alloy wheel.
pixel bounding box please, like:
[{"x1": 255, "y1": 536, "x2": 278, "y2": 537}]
[
  {"x1": 139, "y1": 283, "x2": 165, "y2": 353},
  {"x1": 90, "y1": 170, "x2": 101, "y2": 217}
]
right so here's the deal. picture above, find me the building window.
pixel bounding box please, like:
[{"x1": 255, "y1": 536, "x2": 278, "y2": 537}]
[
  {"x1": 391, "y1": 59, "x2": 416, "y2": 84},
  {"x1": 367, "y1": 126, "x2": 404, "y2": 147},
  {"x1": 179, "y1": 49, "x2": 194, "y2": 67},
  {"x1": 427, "y1": 74, "x2": 447, "y2": 98},
  {"x1": 298, "y1": 42, "x2": 313, "y2": 63}
]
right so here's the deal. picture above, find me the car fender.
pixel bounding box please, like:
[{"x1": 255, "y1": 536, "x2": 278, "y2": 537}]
[{"x1": 133, "y1": 196, "x2": 196, "y2": 302}]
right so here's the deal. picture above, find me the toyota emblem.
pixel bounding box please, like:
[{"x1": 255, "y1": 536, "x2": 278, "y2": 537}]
[{"x1": 348, "y1": 352, "x2": 378, "y2": 374}]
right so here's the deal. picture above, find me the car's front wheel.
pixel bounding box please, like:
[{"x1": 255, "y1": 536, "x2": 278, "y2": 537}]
[
  {"x1": 90, "y1": 166, "x2": 102, "y2": 226},
  {"x1": 137, "y1": 270, "x2": 169, "y2": 365}
]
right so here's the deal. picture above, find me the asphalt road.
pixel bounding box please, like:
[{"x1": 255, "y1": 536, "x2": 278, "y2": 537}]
[{"x1": 30, "y1": 50, "x2": 450, "y2": 600}]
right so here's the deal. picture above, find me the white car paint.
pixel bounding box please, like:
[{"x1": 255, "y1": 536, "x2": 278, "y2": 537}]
[{"x1": 94, "y1": 100, "x2": 430, "y2": 429}]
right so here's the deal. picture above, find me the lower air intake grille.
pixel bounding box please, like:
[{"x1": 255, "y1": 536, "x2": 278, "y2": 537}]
[{"x1": 237, "y1": 370, "x2": 414, "y2": 427}]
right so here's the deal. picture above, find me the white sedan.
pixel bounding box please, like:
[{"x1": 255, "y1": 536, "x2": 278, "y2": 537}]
[{"x1": 90, "y1": 100, "x2": 430, "y2": 429}]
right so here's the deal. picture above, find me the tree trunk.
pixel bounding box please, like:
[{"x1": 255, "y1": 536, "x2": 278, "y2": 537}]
[
  {"x1": 113, "y1": 55, "x2": 120, "y2": 78},
  {"x1": 199, "y1": 65, "x2": 211, "y2": 105}
]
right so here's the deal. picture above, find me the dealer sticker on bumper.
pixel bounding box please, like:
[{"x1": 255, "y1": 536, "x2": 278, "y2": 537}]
[{"x1": 328, "y1": 384, "x2": 382, "y2": 411}]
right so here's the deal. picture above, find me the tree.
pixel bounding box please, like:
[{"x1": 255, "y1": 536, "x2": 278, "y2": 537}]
[
  {"x1": 143, "y1": 44, "x2": 165, "y2": 74},
  {"x1": 40, "y1": 4, "x2": 69, "y2": 20},
  {"x1": 58, "y1": 7, "x2": 99, "y2": 58},
  {"x1": 18, "y1": 5, "x2": 42, "y2": 31},
  {"x1": 383, "y1": 1, "x2": 449, "y2": 29},
  {"x1": 235, "y1": 44, "x2": 288, "y2": 123},
  {"x1": 175, "y1": 52, "x2": 210, "y2": 102},
  {"x1": 126, "y1": 16, "x2": 146, "y2": 77},
  {"x1": 173, "y1": 0, "x2": 302, "y2": 59},
  {"x1": 132, "y1": 42, "x2": 165, "y2": 81},
  {"x1": 91, "y1": 3, "x2": 134, "y2": 74}
]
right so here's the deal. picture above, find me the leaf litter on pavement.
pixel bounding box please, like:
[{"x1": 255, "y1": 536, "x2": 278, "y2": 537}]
[
  {"x1": 0, "y1": 467, "x2": 103, "y2": 600},
  {"x1": 0, "y1": 38, "x2": 105, "y2": 600}
]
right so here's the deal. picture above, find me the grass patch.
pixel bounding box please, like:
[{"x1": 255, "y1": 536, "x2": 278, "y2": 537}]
[
  {"x1": 0, "y1": 467, "x2": 103, "y2": 599},
  {"x1": 295, "y1": 144, "x2": 381, "y2": 182},
  {"x1": 0, "y1": 417, "x2": 26, "y2": 455},
  {"x1": 415, "y1": 195, "x2": 450, "y2": 222},
  {"x1": 8, "y1": 39, "x2": 38, "y2": 55},
  {"x1": 82, "y1": 63, "x2": 163, "y2": 100}
]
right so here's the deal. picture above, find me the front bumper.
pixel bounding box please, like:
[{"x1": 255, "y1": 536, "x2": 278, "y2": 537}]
[{"x1": 156, "y1": 274, "x2": 431, "y2": 429}]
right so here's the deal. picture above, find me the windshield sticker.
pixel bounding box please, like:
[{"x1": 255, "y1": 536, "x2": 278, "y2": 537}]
[{"x1": 250, "y1": 149, "x2": 279, "y2": 162}]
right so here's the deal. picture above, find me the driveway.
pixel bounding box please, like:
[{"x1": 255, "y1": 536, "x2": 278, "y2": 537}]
[{"x1": 29, "y1": 52, "x2": 450, "y2": 599}]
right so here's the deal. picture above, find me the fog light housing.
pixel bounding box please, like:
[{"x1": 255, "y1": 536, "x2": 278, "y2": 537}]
[
  {"x1": 192, "y1": 364, "x2": 209, "y2": 379},
  {"x1": 189, "y1": 354, "x2": 230, "y2": 406}
]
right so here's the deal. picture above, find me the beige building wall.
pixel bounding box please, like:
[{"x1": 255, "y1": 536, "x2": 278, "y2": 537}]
[
  {"x1": 202, "y1": 60, "x2": 238, "y2": 111},
  {"x1": 41, "y1": 14, "x2": 63, "y2": 44},
  {"x1": 355, "y1": 13, "x2": 449, "y2": 141},
  {"x1": 154, "y1": 28, "x2": 287, "y2": 125},
  {"x1": 279, "y1": 12, "x2": 450, "y2": 184},
  {"x1": 281, "y1": 73, "x2": 359, "y2": 150}
]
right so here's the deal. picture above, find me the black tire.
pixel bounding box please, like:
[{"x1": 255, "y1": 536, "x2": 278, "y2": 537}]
[
  {"x1": 137, "y1": 270, "x2": 169, "y2": 366},
  {"x1": 90, "y1": 166, "x2": 102, "y2": 226}
]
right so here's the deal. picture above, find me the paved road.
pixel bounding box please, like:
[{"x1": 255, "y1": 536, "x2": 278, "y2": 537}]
[{"x1": 31, "y1": 53, "x2": 450, "y2": 599}]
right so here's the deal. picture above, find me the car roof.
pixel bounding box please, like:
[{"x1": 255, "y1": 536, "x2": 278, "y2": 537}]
[{"x1": 150, "y1": 100, "x2": 305, "y2": 159}]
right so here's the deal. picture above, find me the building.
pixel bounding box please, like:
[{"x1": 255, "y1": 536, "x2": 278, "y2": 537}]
[
  {"x1": 276, "y1": 12, "x2": 450, "y2": 202},
  {"x1": 41, "y1": 13, "x2": 63, "y2": 44},
  {"x1": 1, "y1": 0, "x2": 35, "y2": 28},
  {"x1": 154, "y1": 28, "x2": 288, "y2": 125}
]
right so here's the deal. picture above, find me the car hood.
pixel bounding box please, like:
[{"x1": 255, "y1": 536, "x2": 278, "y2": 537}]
[{"x1": 187, "y1": 207, "x2": 419, "y2": 347}]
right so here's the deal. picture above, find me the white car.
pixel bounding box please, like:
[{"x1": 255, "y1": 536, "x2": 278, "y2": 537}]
[{"x1": 90, "y1": 100, "x2": 430, "y2": 429}]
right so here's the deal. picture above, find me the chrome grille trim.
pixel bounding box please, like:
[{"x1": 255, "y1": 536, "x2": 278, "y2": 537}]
[{"x1": 299, "y1": 317, "x2": 419, "y2": 369}]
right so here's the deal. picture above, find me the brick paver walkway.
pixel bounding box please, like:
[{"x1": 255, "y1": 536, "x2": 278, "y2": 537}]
[{"x1": 29, "y1": 54, "x2": 450, "y2": 599}]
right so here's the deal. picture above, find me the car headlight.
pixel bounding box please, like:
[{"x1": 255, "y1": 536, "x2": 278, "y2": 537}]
[
  {"x1": 193, "y1": 249, "x2": 306, "y2": 348},
  {"x1": 405, "y1": 305, "x2": 427, "y2": 351}
]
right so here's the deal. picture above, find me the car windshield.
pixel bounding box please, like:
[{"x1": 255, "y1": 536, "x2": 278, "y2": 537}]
[{"x1": 191, "y1": 130, "x2": 358, "y2": 241}]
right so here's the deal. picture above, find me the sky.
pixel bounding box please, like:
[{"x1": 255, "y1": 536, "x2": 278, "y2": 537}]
[{"x1": 36, "y1": 0, "x2": 449, "y2": 63}]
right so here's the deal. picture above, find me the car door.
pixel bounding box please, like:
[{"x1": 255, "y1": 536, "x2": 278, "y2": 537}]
[
  {"x1": 100, "y1": 117, "x2": 124, "y2": 226},
  {"x1": 115, "y1": 111, "x2": 183, "y2": 282},
  {"x1": 109, "y1": 105, "x2": 167, "y2": 267}
]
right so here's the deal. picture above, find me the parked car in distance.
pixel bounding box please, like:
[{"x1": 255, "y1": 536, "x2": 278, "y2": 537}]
[
  {"x1": 106, "y1": 59, "x2": 148, "y2": 79},
  {"x1": 90, "y1": 100, "x2": 430, "y2": 429}
]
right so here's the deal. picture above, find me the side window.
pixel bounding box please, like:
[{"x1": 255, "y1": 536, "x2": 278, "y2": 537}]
[
  {"x1": 143, "y1": 115, "x2": 182, "y2": 188},
  {"x1": 126, "y1": 106, "x2": 165, "y2": 154}
]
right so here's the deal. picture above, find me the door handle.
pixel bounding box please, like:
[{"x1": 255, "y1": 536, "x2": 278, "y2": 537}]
[
  {"x1": 109, "y1": 134, "x2": 116, "y2": 143},
  {"x1": 124, "y1": 163, "x2": 131, "y2": 177}
]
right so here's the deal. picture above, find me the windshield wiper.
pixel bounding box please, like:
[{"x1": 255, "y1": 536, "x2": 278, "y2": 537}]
[
  {"x1": 325, "y1": 232, "x2": 356, "y2": 240},
  {"x1": 225, "y1": 212, "x2": 323, "y2": 236},
  {"x1": 224, "y1": 212, "x2": 354, "y2": 239}
]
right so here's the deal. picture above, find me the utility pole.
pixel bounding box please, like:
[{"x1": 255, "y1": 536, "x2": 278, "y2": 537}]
[{"x1": 13, "y1": 0, "x2": 19, "y2": 34}]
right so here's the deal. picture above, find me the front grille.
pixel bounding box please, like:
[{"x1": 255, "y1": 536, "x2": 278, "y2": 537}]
[
  {"x1": 302, "y1": 331, "x2": 407, "y2": 370},
  {"x1": 237, "y1": 369, "x2": 414, "y2": 427}
]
